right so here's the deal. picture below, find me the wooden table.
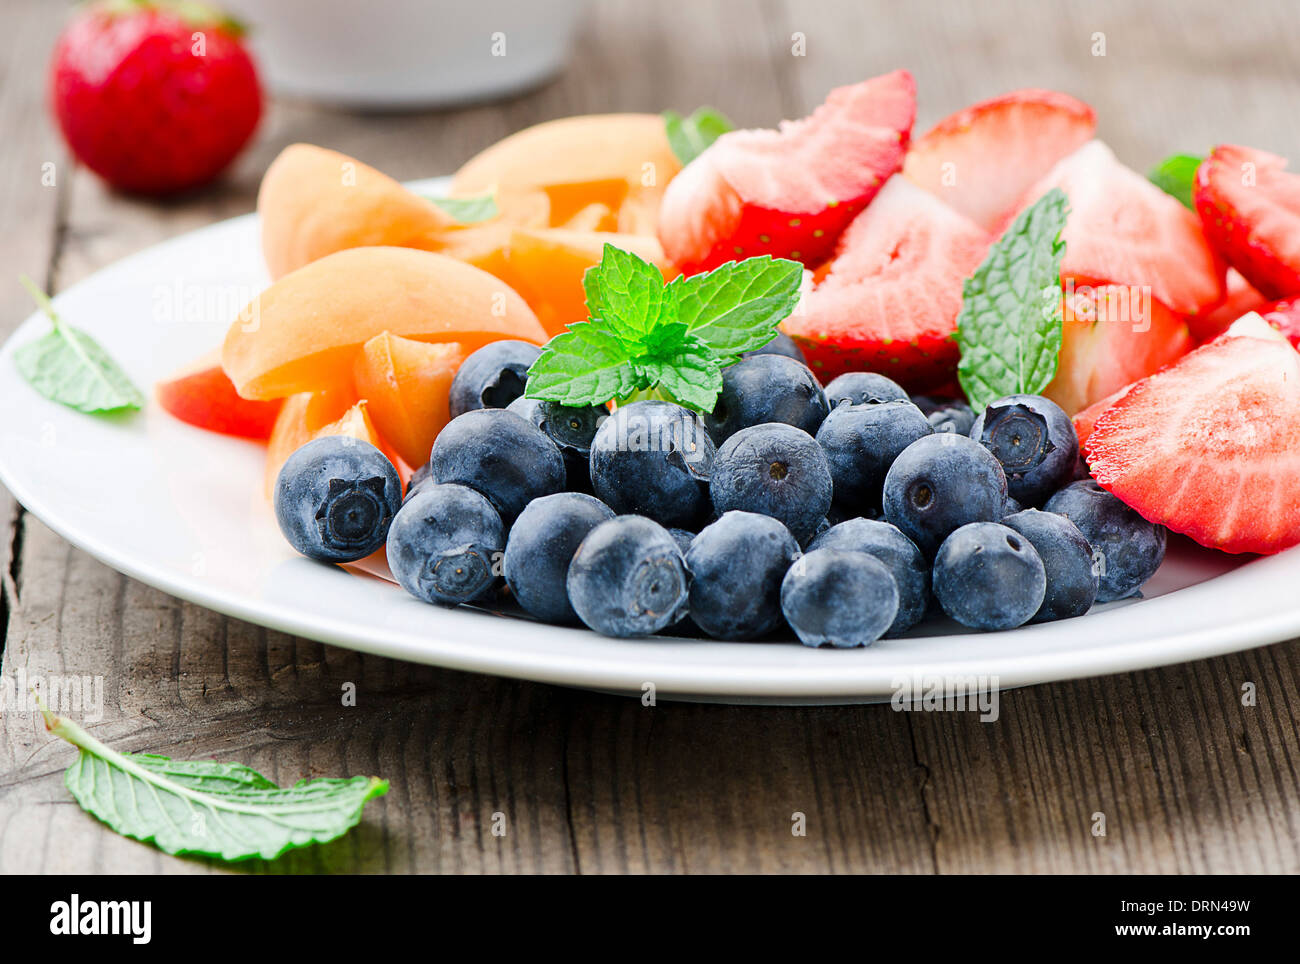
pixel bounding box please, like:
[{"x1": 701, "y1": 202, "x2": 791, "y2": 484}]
[{"x1": 3, "y1": 0, "x2": 1300, "y2": 874}]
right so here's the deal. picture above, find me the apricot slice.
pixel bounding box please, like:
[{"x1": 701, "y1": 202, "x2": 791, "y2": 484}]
[
  {"x1": 157, "y1": 348, "x2": 283, "y2": 439},
  {"x1": 223, "y1": 246, "x2": 545, "y2": 400},
  {"x1": 353, "y1": 333, "x2": 465, "y2": 468},
  {"x1": 263, "y1": 389, "x2": 356, "y2": 495},
  {"x1": 259, "y1": 144, "x2": 456, "y2": 280}
]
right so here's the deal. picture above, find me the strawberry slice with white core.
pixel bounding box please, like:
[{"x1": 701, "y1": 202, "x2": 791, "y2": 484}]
[
  {"x1": 657, "y1": 70, "x2": 916, "y2": 274},
  {"x1": 1195, "y1": 144, "x2": 1300, "y2": 300},
  {"x1": 783, "y1": 175, "x2": 989, "y2": 388},
  {"x1": 1083, "y1": 319, "x2": 1300, "y2": 554},
  {"x1": 1011, "y1": 140, "x2": 1225, "y2": 316},
  {"x1": 903, "y1": 88, "x2": 1096, "y2": 232}
]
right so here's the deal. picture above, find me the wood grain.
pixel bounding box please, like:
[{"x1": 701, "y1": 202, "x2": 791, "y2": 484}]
[{"x1": 3, "y1": 0, "x2": 1300, "y2": 874}]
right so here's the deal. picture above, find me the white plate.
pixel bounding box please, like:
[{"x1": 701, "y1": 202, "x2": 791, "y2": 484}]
[{"x1": 1, "y1": 178, "x2": 1297, "y2": 703}]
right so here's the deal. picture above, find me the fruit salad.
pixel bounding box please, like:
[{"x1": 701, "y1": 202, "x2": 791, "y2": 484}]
[{"x1": 152, "y1": 70, "x2": 1300, "y2": 646}]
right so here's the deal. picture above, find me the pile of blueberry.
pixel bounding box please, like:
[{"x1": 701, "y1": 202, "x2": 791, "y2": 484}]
[{"x1": 274, "y1": 335, "x2": 1167, "y2": 647}]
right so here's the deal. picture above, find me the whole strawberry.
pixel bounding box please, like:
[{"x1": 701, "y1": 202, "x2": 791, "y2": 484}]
[{"x1": 50, "y1": 0, "x2": 262, "y2": 195}]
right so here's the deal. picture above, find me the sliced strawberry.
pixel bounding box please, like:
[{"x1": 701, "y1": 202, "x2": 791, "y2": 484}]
[
  {"x1": 1262, "y1": 297, "x2": 1300, "y2": 349},
  {"x1": 903, "y1": 88, "x2": 1095, "y2": 232},
  {"x1": 1071, "y1": 384, "x2": 1132, "y2": 449},
  {"x1": 1195, "y1": 144, "x2": 1300, "y2": 299},
  {"x1": 1043, "y1": 278, "x2": 1192, "y2": 415},
  {"x1": 783, "y1": 176, "x2": 989, "y2": 389},
  {"x1": 1084, "y1": 327, "x2": 1300, "y2": 554},
  {"x1": 1010, "y1": 141, "x2": 1225, "y2": 316},
  {"x1": 658, "y1": 70, "x2": 916, "y2": 274},
  {"x1": 1188, "y1": 267, "x2": 1269, "y2": 343}
]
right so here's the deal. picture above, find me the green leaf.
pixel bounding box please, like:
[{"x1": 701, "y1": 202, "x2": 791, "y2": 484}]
[
  {"x1": 41, "y1": 706, "x2": 388, "y2": 863},
  {"x1": 642, "y1": 341, "x2": 723, "y2": 412},
  {"x1": 1148, "y1": 153, "x2": 1202, "y2": 210},
  {"x1": 14, "y1": 276, "x2": 145, "y2": 414},
  {"x1": 583, "y1": 244, "x2": 673, "y2": 344},
  {"x1": 671, "y1": 256, "x2": 803, "y2": 363},
  {"x1": 663, "y1": 107, "x2": 735, "y2": 165},
  {"x1": 427, "y1": 192, "x2": 499, "y2": 223},
  {"x1": 526, "y1": 322, "x2": 638, "y2": 406},
  {"x1": 956, "y1": 188, "x2": 1070, "y2": 412}
]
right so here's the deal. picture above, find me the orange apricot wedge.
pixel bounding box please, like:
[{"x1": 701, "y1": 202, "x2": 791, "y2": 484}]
[
  {"x1": 223, "y1": 246, "x2": 545, "y2": 400},
  {"x1": 263, "y1": 389, "x2": 356, "y2": 495},
  {"x1": 353, "y1": 333, "x2": 465, "y2": 468}
]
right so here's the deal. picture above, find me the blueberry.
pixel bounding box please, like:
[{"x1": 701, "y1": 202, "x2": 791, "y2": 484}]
[
  {"x1": 274, "y1": 437, "x2": 401, "y2": 563},
  {"x1": 912, "y1": 396, "x2": 976, "y2": 436},
  {"x1": 932, "y1": 522, "x2": 1047, "y2": 630},
  {"x1": 882, "y1": 433, "x2": 1008, "y2": 557},
  {"x1": 503, "y1": 493, "x2": 614, "y2": 624},
  {"x1": 567, "y1": 515, "x2": 690, "y2": 637},
  {"x1": 1044, "y1": 481, "x2": 1166, "y2": 602},
  {"x1": 429, "y1": 408, "x2": 565, "y2": 525},
  {"x1": 667, "y1": 528, "x2": 696, "y2": 554},
  {"x1": 684, "y1": 511, "x2": 800, "y2": 640},
  {"x1": 808, "y1": 518, "x2": 929, "y2": 635},
  {"x1": 710, "y1": 422, "x2": 833, "y2": 544},
  {"x1": 448, "y1": 340, "x2": 541, "y2": 418},
  {"x1": 386, "y1": 483, "x2": 505, "y2": 606},
  {"x1": 507, "y1": 395, "x2": 604, "y2": 494},
  {"x1": 741, "y1": 330, "x2": 807, "y2": 365},
  {"x1": 815, "y1": 400, "x2": 933, "y2": 514},
  {"x1": 802, "y1": 516, "x2": 831, "y2": 549},
  {"x1": 970, "y1": 394, "x2": 1078, "y2": 506},
  {"x1": 589, "y1": 400, "x2": 714, "y2": 529},
  {"x1": 825, "y1": 372, "x2": 909, "y2": 407},
  {"x1": 780, "y1": 549, "x2": 899, "y2": 648},
  {"x1": 706, "y1": 354, "x2": 829, "y2": 444},
  {"x1": 1002, "y1": 494, "x2": 1024, "y2": 516},
  {"x1": 404, "y1": 460, "x2": 432, "y2": 503},
  {"x1": 1002, "y1": 509, "x2": 1099, "y2": 622}
]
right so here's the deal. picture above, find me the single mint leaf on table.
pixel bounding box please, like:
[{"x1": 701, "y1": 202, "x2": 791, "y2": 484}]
[
  {"x1": 427, "y1": 192, "x2": 499, "y2": 223},
  {"x1": 1147, "y1": 153, "x2": 1203, "y2": 209},
  {"x1": 41, "y1": 703, "x2": 388, "y2": 863},
  {"x1": 956, "y1": 187, "x2": 1070, "y2": 413},
  {"x1": 671, "y1": 256, "x2": 804, "y2": 362},
  {"x1": 663, "y1": 107, "x2": 735, "y2": 165}
]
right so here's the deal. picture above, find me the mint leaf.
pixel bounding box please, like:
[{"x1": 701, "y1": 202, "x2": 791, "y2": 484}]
[
  {"x1": 1148, "y1": 153, "x2": 1202, "y2": 210},
  {"x1": 671, "y1": 256, "x2": 803, "y2": 362},
  {"x1": 584, "y1": 243, "x2": 673, "y2": 343},
  {"x1": 41, "y1": 705, "x2": 387, "y2": 862},
  {"x1": 526, "y1": 322, "x2": 638, "y2": 406},
  {"x1": 428, "y1": 192, "x2": 498, "y2": 223},
  {"x1": 663, "y1": 107, "x2": 735, "y2": 165},
  {"x1": 15, "y1": 276, "x2": 145, "y2": 414},
  {"x1": 956, "y1": 188, "x2": 1070, "y2": 412}
]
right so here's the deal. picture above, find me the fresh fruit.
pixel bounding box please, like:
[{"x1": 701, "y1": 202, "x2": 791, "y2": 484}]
[
  {"x1": 50, "y1": 1, "x2": 261, "y2": 195},
  {"x1": 932, "y1": 522, "x2": 1047, "y2": 630},
  {"x1": 815, "y1": 401, "x2": 932, "y2": 515},
  {"x1": 1011, "y1": 140, "x2": 1224, "y2": 315},
  {"x1": 566, "y1": 515, "x2": 690, "y2": 637},
  {"x1": 1001, "y1": 509, "x2": 1099, "y2": 623},
  {"x1": 1070, "y1": 385, "x2": 1132, "y2": 449},
  {"x1": 1189, "y1": 268, "x2": 1269, "y2": 343},
  {"x1": 787, "y1": 176, "x2": 990, "y2": 387},
  {"x1": 1043, "y1": 278, "x2": 1192, "y2": 415},
  {"x1": 502, "y1": 493, "x2": 615, "y2": 625},
  {"x1": 903, "y1": 89, "x2": 1096, "y2": 232},
  {"x1": 970, "y1": 394, "x2": 1079, "y2": 506},
  {"x1": 1081, "y1": 325, "x2": 1300, "y2": 555},
  {"x1": 262, "y1": 390, "x2": 356, "y2": 495},
  {"x1": 258, "y1": 144, "x2": 455, "y2": 280},
  {"x1": 741, "y1": 331, "x2": 807, "y2": 365},
  {"x1": 882, "y1": 433, "x2": 1008, "y2": 556},
  {"x1": 807, "y1": 518, "x2": 929, "y2": 635},
  {"x1": 706, "y1": 354, "x2": 829, "y2": 444},
  {"x1": 386, "y1": 483, "x2": 505, "y2": 606},
  {"x1": 824, "y1": 372, "x2": 910, "y2": 408},
  {"x1": 780, "y1": 549, "x2": 899, "y2": 648},
  {"x1": 912, "y1": 396, "x2": 975, "y2": 436},
  {"x1": 710, "y1": 422, "x2": 834, "y2": 544},
  {"x1": 1194, "y1": 144, "x2": 1300, "y2": 300},
  {"x1": 657, "y1": 70, "x2": 917, "y2": 273},
  {"x1": 222, "y1": 247, "x2": 545, "y2": 400},
  {"x1": 589, "y1": 401, "x2": 715, "y2": 529},
  {"x1": 428, "y1": 409, "x2": 566, "y2": 525},
  {"x1": 684, "y1": 511, "x2": 800, "y2": 640},
  {"x1": 1262, "y1": 298, "x2": 1300, "y2": 348},
  {"x1": 352, "y1": 333, "x2": 464, "y2": 468},
  {"x1": 156, "y1": 348, "x2": 282, "y2": 439},
  {"x1": 1044, "y1": 481, "x2": 1166, "y2": 598},
  {"x1": 506, "y1": 396, "x2": 602, "y2": 495},
  {"x1": 448, "y1": 340, "x2": 542, "y2": 419},
  {"x1": 273, "y1": 437, "x2": 401, "y2": 564}
]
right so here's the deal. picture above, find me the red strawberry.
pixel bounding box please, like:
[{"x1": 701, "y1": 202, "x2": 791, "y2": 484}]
[
  {"x1": 1084, "y1": 322, "x2": 1300, "y2": 554},
  {"x1": 1194, "y1": 144, "x2": 1300, "y2": 300},
  {"x1": 1188, "y1": 267, "x2": 1269, "y2": 343},
  {"x1": 783, "y1": 176, "x2": 990, "y2": 389},
  {"x1": 1071, "y1": 384, "x2": 1132, "y2": 450},
  {"x1": 903, "y1": 88, "x2": 1095, "y2": 232},
  {"x1": 1010, "y1": 141, "x2": 1225, "y2": 316},
  {"x1": 1262, "y1": 297, "x2": 1300, "y2": 349},
  {"x1": 50, "y1": 1, "x2": 262, "y2": 195},
  {"x1": 657, "y1": 70, "x2": 916, "y2": 274}
]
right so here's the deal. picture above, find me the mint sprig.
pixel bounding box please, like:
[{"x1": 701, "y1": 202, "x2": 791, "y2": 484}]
[
  {"x1": 956, "y1": 188, "x2": 1070, "y2": 412},
  {"x1": 1148, "y1": 153, "x2": 1202, "y2": 210},
  {"x1": 526, "y1": 245, "x2": 802, "y2": 413},
  {"x1": 663, "y1": 107, "x2": 735, "y2": 165}
]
